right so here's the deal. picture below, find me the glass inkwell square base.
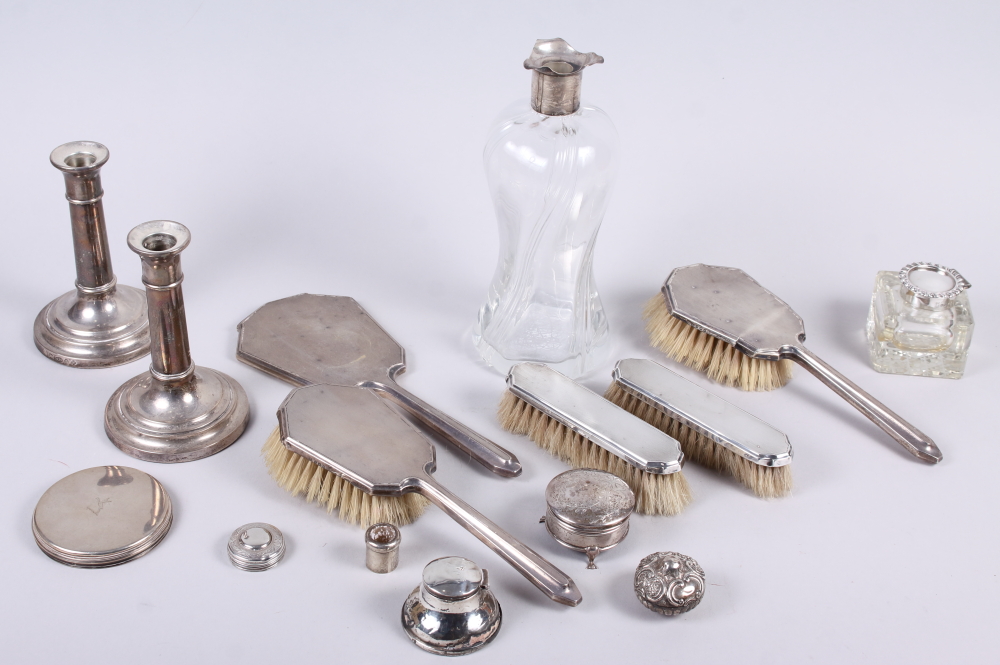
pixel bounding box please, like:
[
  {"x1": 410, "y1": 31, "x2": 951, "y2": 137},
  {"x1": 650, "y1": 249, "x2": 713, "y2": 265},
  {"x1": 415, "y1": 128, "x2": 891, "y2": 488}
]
[{"x1": 866, "y1": 262, "x2": 973, "y2": 379}]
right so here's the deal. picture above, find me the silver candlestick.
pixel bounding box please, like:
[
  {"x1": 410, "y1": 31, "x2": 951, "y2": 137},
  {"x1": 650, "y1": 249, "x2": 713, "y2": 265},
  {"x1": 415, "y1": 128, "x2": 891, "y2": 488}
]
[
  {"x1": 33, "y1": 141, "x2": 150, "y2": 367},
  {"x1": 105, "y1": 220, "x2": 249, "y2": 463}
]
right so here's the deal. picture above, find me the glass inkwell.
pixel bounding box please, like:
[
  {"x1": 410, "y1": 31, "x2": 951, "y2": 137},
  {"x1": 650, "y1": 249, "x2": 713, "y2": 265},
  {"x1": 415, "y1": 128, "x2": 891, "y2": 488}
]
[{"x1": 866, "y1": 262, "x2": 973, "y2": 379}]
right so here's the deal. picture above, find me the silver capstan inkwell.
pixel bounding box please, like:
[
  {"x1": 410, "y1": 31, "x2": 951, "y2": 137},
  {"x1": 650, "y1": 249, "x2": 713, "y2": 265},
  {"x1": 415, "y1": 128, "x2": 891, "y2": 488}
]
[{"x1": 401, "y1": 556, "x2": 502, "y2": 656}]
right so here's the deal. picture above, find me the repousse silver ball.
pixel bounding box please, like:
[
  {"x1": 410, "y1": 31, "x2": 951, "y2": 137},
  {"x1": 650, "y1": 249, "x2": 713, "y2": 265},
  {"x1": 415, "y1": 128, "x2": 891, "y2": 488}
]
[{"x1": 634, "y1": 551, "x2": 705, "y2": 615}]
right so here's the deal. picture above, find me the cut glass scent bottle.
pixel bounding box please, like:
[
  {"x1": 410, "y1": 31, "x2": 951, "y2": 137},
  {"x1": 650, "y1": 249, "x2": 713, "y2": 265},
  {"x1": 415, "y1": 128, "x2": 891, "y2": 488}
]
[{"x1": 866, "y1": 262, "x2": 973, "y2": 379}]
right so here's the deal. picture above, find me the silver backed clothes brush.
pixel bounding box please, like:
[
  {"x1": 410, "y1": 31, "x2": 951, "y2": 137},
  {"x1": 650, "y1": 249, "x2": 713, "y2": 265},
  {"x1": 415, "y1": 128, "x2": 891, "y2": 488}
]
[
  {"x1": 276, "y1": 383, "x2": 582, "y2": 607},
  {"x1": 499, "y1": 362, "x2": 691, "y2": 515},
  {"x1": 238, "y1": 294, "x2": 521, "y2": 477},
  {"x1": 605, "y1": 359, "x2": 793, "y2": 498},
  {"x1": 647, "y1": 264, "x2": 942, "y2": 463}
]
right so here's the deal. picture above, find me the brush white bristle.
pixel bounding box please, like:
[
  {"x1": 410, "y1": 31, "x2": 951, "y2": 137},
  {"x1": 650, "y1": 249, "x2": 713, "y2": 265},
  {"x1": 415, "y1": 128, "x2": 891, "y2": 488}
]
[
  {"x1": 262, "y1": 426, "x2": 429, "y2": 527},
  {"x1": 497, "y1": 391, "x2": 692, "y2": 515},
  {"x1": 604, "y1": 383, "x2": 793, "y2": 498},
  {"x1": 643, "y1": 294, "x2": 794, "y2": 392}
]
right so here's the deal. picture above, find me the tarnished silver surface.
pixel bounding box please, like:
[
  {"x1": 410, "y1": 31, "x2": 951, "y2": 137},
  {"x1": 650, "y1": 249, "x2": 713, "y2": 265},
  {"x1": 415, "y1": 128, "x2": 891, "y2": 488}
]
[
  {"x1": 401, "y1": 557, "x2": 502, "y2": 656},
  {"x1": 524, "y1": 38, "x2": 603, "y2": 116},
  {"x1": 634, "y1": 551, "x2": 705, "y2": 616},
  {"x1": 279, "y1": 384, "x2": 582, "y2": 607},
  {"x1": 105, "y1": 221, "x2": 249, "y2": 463},
  {"x1": 365, "y1": 523, "x2": 400, "y2": 574},
  {"x1": 541, "y1": 469, "x2": 634, "y2": 569},
  {"x1": 237, "y1": 294, "x2": 520, "y2": 477},
  {"x1": 664, "y1": 264, "x2": 942, "y2": 463},
  {"x1": 32, "y1": 466, "x2": 172, "y2": 568},
  {"x1": 34, "y1": 141, "x2": 150, "y2": 368},
  {"x1": 227, "y1": 522, "x2": 285, "y2": 571},
  {"x1": 612, "y1": 359, "x2": 792, "y2": 468},
  {"x1": 507, "y1": 363, "x2": 684, "y2": 475},
  {"x1": 898, "y1": 262, "x2": 971, "y2": 308}
]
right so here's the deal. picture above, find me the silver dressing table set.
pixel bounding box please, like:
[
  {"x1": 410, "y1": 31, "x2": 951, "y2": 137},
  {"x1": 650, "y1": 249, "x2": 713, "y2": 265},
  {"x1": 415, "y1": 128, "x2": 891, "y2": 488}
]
[{"x1": 27, "y1": 37, "x2": 972, "y2": 658}]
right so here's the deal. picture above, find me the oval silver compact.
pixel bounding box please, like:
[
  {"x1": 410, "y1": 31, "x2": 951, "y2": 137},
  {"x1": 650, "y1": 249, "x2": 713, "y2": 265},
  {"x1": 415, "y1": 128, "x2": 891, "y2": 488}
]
[
  {"x1": 542, "y1": 468, "x2": 635, "y2": 569},
  {"x1": 32, "y1": 466, "x2": 173, "y2": 568}
]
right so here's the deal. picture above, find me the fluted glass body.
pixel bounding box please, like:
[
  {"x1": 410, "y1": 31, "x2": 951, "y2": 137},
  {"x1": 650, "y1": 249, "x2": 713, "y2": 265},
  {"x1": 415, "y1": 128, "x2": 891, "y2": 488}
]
[{"x1": 473, "y1": 101, "x2": 619, "y2": 378}]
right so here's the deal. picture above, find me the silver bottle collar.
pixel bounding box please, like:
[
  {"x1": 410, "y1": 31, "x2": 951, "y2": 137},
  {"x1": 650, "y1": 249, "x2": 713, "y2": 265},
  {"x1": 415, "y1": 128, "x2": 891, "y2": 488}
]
[{"x1": 524, "y1": 38, "x2": 604, "y2": 116}]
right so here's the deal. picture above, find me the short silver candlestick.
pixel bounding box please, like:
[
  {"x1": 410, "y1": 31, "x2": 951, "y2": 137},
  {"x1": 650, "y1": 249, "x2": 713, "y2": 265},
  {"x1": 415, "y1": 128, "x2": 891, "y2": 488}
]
[
  {"x1": 33, "y1": 141, "x2": 150, "y2": 368},
  {"x1": 105, "y1": 220, "x2": 249, "y2": 463}
]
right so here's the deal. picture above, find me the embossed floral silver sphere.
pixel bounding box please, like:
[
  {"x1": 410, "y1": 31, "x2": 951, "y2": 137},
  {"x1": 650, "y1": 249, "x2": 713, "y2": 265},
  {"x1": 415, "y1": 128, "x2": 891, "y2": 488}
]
[{"x1": 634, "y1": 551, "x2": 705, "y2": 615}]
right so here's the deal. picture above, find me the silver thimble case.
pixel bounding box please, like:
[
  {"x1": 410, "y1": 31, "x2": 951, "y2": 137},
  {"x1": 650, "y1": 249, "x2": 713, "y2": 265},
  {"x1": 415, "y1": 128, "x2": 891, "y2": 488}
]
[{"x1": 541, "y1": 469, "x2": 635, "y2": 569}]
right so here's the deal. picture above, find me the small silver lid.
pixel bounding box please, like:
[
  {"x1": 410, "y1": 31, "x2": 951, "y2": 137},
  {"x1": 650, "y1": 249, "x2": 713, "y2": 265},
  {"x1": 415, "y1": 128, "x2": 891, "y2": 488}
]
[
  {"x1": 32, "y1": 466, "x2": 173, "y2": 568},
  {"x1": 227, "y1": 522, "x2": 285, "y2": 572},
  {"x1": 546, "y1": 468, "x2": 635, "y2": 529},
  {"x1": 899, "y1": 262, "x2": 970, "y2": 308}
]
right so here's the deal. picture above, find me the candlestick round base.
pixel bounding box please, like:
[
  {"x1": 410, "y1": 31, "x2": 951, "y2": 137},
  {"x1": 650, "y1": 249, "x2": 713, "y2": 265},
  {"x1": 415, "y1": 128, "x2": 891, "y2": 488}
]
[
  {"x1": 33, "y1": 283, "x2": 150, "y2": 368},
  {"x1": 105, "y1": 365, "x2": 249, "y2": 463}
]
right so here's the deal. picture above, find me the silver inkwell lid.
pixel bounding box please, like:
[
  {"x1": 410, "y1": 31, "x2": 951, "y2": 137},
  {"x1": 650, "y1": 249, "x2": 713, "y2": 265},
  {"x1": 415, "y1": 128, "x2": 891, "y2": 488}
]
[
  {"x1": 525, "y1": 38, "x2": 604, "y2": 116},
  {"x1": 898, "y1": 262, "x2": 971, "y2": 309},
  {"x1": 32, "y1": 466, "x2": 173, "y2": 568}
]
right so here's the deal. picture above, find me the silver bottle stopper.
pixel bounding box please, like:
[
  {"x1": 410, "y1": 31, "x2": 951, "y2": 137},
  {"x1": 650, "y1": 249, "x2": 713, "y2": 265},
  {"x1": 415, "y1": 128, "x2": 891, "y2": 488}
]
[
  {"x1": 33, "y1": 141, "x2": 150, "y2": 368},
  {"x1": 227, "y1": 523, "x2": 285, "y2": 571},
  {"x1": 105, "y1": 221, "x2": 250, "y2": 463},
  {"x1": 32, "y1": 466, "x2": 172, "y2": 568},
  {"x1": 401, "y1": 556, "x2": 502, "y2": 656},
  {"x1": 634, "y1": 551, "x2": 706, "y2": 616},
  {"x1": 365, "y1": 523, "x2": 400, "y2": 574},
  {"x1": 524, "y1": 38, "x2": 604, "y2": 116},
  {"x1": 541, "y1": 469, "x2": 635, "y2": 569}
]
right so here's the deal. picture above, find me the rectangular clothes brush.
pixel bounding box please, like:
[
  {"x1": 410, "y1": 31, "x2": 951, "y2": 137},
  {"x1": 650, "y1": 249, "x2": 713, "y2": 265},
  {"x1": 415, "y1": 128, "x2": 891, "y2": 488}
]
[
  {"x1": 604, "y1": 359, "x2": 793, "y2": 498},
  {"x1": 498, "y1": 362, "x2": 691, "y2": 516}
]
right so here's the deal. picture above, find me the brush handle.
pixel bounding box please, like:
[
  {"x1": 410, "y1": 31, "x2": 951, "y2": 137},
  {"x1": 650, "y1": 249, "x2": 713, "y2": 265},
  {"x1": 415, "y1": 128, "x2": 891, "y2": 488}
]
[
  {"x1": 414, "y1": 475, "x2": 582, "y2": 607},
  {"x1": 367, "y1": 381, "x2": 522, "y2": 477},
  {"x1": 788, "y1": 345, "x2": 943, "y2": 463}
]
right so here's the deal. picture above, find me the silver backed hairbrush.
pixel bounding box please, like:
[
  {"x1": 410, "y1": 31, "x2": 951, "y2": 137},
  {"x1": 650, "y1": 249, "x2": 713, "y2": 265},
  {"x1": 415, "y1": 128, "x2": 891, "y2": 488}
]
[
  {"x1": 499, "y1": 362, "x2": 691, "y2": 515},
  {"x1": 273, "y1": 383, "x2": 582, "y2": 607},
  {"x1": 646, "y1": 264, "x2": 941, "y2": 464},
  {"x1": 605, "y1": 359, "x2": 792, "y2": 498}
]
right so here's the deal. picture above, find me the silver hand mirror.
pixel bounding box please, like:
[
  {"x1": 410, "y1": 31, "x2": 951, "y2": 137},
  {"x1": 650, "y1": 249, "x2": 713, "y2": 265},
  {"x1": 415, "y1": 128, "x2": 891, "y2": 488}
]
[
  {"x1": 237, "y1": 294, "x2": 521, "y2": 477},
  {"x1": 663, "y1": 264, "x2": 941, "y2": 463}
]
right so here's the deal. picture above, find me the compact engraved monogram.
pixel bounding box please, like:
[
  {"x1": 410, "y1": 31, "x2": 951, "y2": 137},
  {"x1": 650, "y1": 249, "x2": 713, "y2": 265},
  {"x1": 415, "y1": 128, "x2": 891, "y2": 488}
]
[{"x1": 87, "y1": 497, "x2": 113, "y2": 516}]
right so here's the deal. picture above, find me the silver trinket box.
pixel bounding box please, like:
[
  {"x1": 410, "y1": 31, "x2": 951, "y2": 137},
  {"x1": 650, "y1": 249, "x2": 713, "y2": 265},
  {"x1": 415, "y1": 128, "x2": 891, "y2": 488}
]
[
  {"x1": 541, "y1": 469, "x2": 635, "y2": 569},
  {"x1": 32, "y1": 466, "x2": 172, "y2": 568},
  {"x1": 634, "y1": 551, "x2": 706, "y2": 615},
  {"x1": 227, "y1": 522, "x2": 285, "y2": 571},
  {"x1": 401, "y1": 556, "x2": 502, "y2": 656}
]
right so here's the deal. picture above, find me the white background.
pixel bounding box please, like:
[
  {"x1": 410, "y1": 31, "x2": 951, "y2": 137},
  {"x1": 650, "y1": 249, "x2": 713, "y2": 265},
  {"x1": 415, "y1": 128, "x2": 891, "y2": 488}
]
[{"x1": 1, "y1": 1, "x2": 997, "y2": 662}]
